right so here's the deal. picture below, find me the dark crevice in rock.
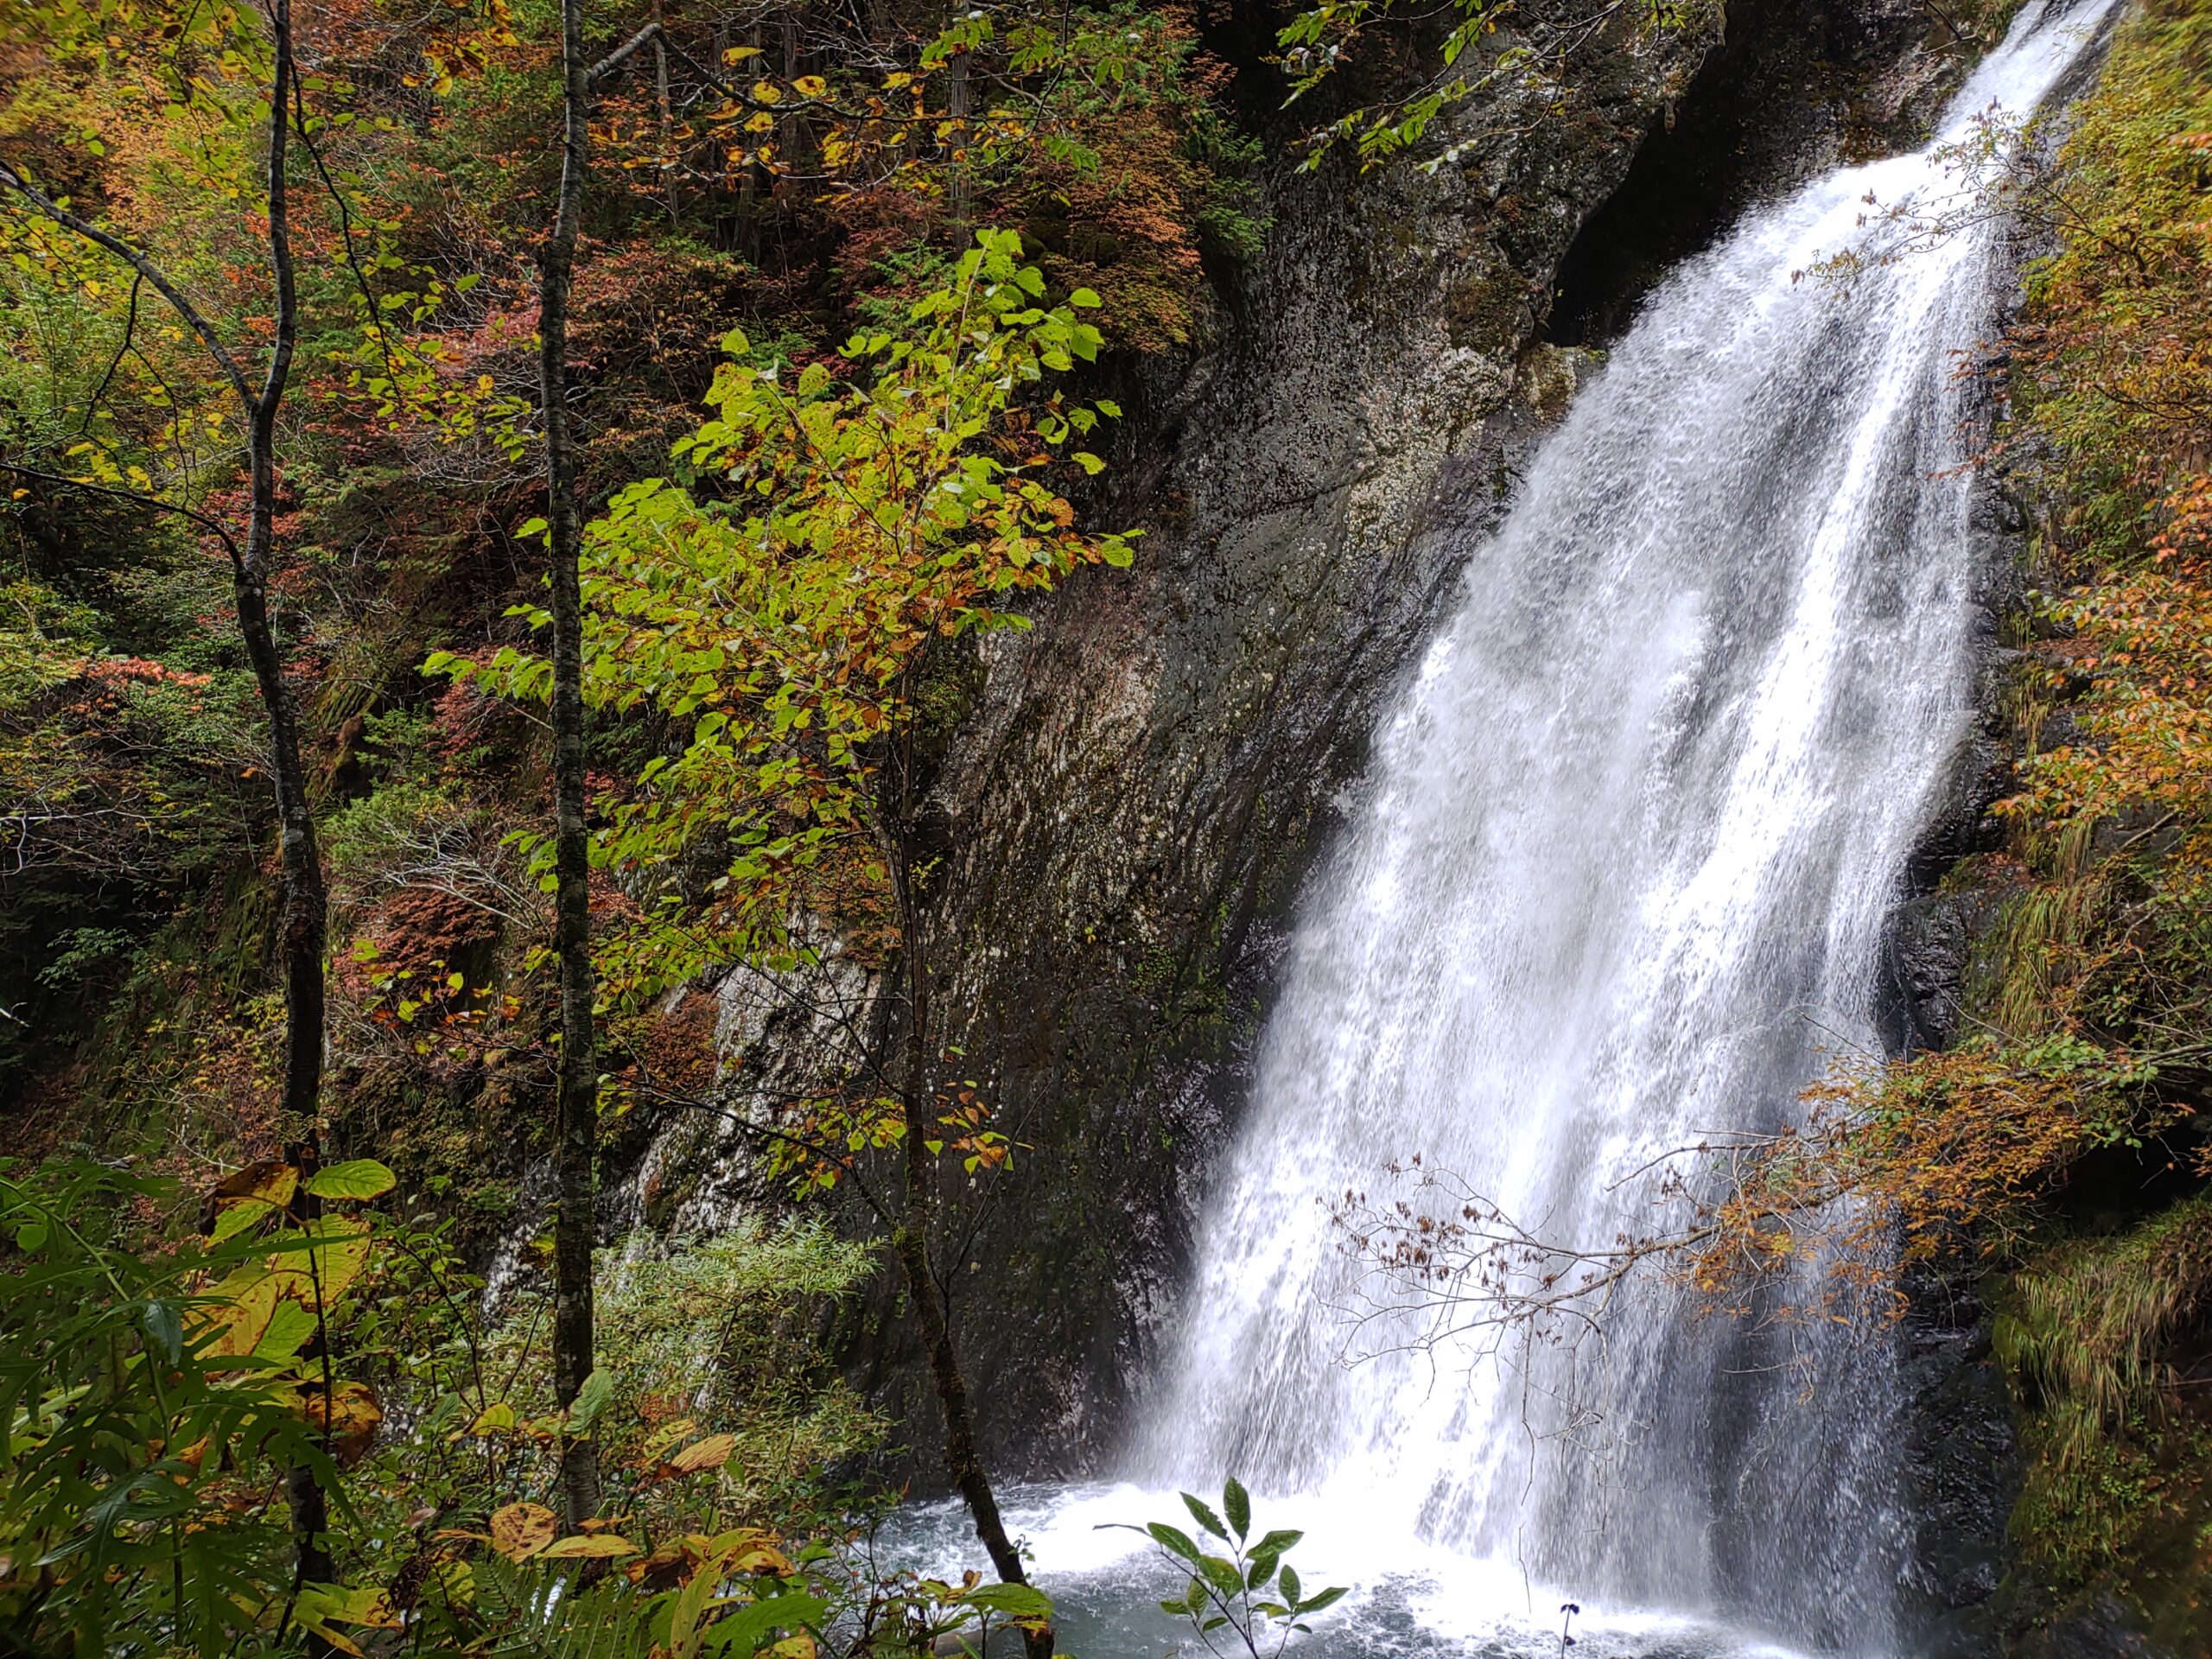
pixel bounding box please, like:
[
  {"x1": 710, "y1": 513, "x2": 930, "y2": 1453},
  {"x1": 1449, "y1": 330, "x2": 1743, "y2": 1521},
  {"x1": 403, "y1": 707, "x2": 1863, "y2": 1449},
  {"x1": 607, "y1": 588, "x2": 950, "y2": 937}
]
[{"x1": 1548, "y1": 0, "x2": 1985, "y2": 346}]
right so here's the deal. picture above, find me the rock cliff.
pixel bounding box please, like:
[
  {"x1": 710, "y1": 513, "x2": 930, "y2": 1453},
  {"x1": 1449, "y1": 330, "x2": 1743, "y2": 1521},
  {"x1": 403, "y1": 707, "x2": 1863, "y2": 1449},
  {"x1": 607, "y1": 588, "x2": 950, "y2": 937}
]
[{"x1": 829, "y1": 0, "x2": 2013, "y2": 1477}]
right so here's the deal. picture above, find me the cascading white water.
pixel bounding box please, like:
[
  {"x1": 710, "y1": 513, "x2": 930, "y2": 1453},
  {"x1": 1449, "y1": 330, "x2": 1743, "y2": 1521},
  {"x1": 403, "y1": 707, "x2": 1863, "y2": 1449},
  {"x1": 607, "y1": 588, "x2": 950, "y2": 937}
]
[{"x1": 1109, "y1": 2, "x2": 2114, "y2": 1651}]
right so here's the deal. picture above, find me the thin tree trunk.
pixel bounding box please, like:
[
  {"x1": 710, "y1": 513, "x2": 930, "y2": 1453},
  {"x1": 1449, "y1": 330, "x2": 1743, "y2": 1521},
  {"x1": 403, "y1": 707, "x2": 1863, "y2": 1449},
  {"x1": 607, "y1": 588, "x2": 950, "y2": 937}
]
[
  {"x1": 0, "y1": 0, "x2": 328, "y2": 1606},
  {"x1": 947, "y1": 41, "x2": 971, "y2": 237},
  {"x1": 884, "y1": 727, "x2": 1052, "y2": 1659},
  {"x1": 653, "y1": 0, "x2": 677, "y2": 218},
  {"x1": 239, "y1": 0, "x2": 333, "y2": 1612},
  {"x1": 541, "y1": 0, "x2": 604, "y2": 1532}
]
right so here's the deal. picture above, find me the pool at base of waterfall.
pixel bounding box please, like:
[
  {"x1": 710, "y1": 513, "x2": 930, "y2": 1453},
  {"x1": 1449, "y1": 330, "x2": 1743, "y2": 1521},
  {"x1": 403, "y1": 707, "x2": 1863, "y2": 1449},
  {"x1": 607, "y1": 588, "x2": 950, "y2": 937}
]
[{"x1": 881, "y1": 1484, "x2": 1834, "y2": 1659}]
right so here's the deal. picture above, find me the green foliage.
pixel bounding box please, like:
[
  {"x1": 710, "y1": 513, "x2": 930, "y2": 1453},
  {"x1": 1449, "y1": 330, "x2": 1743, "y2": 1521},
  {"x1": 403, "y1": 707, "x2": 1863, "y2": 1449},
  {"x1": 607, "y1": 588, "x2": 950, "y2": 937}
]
[
  {"x1": 1274, "y1": 0, "x2": 1698, "y2": 171},
  {"x1": 435, "y1": 229, "x2": 1134, "y2": 1011},
  {"x1": 0, "y1": 1150, "x2": 1052, "y2": 1657},
  {"x1": 586, "y1": 1225, "x2": 884, "y2": 1530},
  {"x1": 0, "y1": 1158, "x2": 345, "y2": 1658},
  {"x1": 1996, "y1": 1194, "x2": 2212, "y2": 1469},
  {"x1": 1110, "y1": 1481, "x2": 1347, "y2": 1659}
]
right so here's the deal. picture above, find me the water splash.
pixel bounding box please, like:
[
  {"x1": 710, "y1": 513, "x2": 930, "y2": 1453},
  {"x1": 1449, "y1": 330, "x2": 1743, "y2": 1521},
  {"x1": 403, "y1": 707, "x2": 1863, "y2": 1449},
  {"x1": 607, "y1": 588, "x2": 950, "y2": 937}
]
[{"x1": 1119, "y1": 3, "x2": 2117, "y2": 1652}]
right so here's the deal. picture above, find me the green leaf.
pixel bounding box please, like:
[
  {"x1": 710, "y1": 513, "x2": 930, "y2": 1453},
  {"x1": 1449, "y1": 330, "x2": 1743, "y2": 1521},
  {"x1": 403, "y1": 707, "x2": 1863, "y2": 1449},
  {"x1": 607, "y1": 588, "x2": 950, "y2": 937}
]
[
  {"x1": 1096, "y1": 398, "x2": 1123, "y2": 418},
  {"x1": 140, "y1": 1300, "x2": 183, "y2": 1364},
  {"x1": 1297, "y1": 1586, "x2": 1349, "y2": 1615},
  {"x1": 1278, "y1": 1566, "x2": 1300, "y2": 1606},
  {"x1": 564, "y1": 1367, "x2": 614, "y2": 1435},
  {"x1": 1070, "y1": 287, "x2": 1102, "y2": 308},
  {"x1": 1146, "y1": 1522, "x2": 1204, "y2": 1565},
  {"x1": 961, "y1": 1582, "x2": 1053, "y2": 1622},
  {"x1": 1224, "y1": 1478, "x2": 1251, "y2": 1540},
  {"x1": 1198, "y1": 1554, "x2": 1245, "y2": 1599},
  {"x1": 255, "y1": 1298, "x2": 319, "y2": 1362},
  {"x1": 1182, "y1": 1491, "x2": 1229, "y2": 1540},
  {"x1": 701, "y1": 1591, "x2": 826, "y2": 1656},
  {"x1": 1250, "y1": 1528, "x2": 1301, "y2": 1558},
  {"x1": 304, "y1": 1160, "x2": 397, "y2": 1202}
]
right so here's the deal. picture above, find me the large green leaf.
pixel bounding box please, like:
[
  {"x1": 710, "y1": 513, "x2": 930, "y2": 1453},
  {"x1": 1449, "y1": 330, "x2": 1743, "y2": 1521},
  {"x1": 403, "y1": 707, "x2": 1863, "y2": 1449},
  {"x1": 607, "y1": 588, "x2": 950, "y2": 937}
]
[
  {"x1": 303, "y1": 1160, "x2": 397, "y2": 1202},
  {"x1": 961, "y1": 1581, "x2": 1053, "y2": 1623},
  {"x1": 700, "y1": 1590, "x2": 826, "y2": 1656},
  {"x1": 1146, "y1": 1522, "x2": 1204, "y2": 1565},
  {"x1": 563, "y1": 1367, "x2": 613, "y2": 1436},
  {"x1": 1181, "y1": 1491, "x2": 1228, "y2": 1540},
  {"x1": 1223, "y1": 1478, "x2": 1251, "y2": 1540}
]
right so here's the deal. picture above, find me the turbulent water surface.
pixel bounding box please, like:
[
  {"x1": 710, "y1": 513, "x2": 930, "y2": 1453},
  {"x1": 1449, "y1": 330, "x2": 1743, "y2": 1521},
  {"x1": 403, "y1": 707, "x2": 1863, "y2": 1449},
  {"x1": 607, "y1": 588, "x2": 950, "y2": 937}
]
[{"x1": 902, "y1": 5, "x2": 2117, "y2": 1655}]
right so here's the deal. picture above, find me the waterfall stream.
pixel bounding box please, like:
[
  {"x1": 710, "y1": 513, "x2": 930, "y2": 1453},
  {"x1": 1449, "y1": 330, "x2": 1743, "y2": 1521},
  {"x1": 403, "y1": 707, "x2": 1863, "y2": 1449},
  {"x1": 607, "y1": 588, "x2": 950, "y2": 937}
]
[{"x1": 899, "y1": 4, "x2": 2119, "y2": 1654}]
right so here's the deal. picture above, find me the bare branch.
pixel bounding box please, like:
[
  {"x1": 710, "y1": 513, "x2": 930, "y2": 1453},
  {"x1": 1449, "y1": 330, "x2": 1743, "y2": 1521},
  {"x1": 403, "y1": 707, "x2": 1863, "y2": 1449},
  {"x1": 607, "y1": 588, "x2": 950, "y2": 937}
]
[
  {"x1": 588, "y1": 20, "x2": 665, "y2": 88},
  {"x1": 0, "y1": 461, "x2": 243, "y2": 562},
  {"x1": 0, "y1": 159, "x2": 255, "y2": 413}
]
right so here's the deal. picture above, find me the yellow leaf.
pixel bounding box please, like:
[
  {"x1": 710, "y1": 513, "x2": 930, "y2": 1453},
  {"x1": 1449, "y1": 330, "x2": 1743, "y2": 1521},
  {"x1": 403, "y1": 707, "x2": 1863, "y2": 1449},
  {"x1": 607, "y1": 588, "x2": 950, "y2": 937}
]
[
  {"x1": 538, "y1": 1534, "x2": 641, "y2": 1560},
  {"x1": 204, "y1": 1160, "x2": 298, "y2": 1242},
  {"x1": 295, "y1": 1380, "x2": 384, "y2": 1465},
  {"x1": 702, "y1": 1528, "x2": 794, "y2": 1576},
  {"x1": 191, "y1": 1268, "x2": 279, "y2": 1360},
  {"x1": 489, "y1": 1502, "x2": 559, "y2": 1561},
  {"x1": 665, "y1": 1432, "x2": 738, "y2": 1474},
  {"x1": 325, "y1": 1586, "x2": 403, "y2": 1630}
]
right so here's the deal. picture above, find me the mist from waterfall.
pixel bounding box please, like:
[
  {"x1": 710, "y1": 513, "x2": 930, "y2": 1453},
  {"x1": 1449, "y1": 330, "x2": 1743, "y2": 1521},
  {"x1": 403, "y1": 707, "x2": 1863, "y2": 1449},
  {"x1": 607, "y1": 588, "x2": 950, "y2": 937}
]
[{"x1": 1119, "y1": 3, "x2": 2115, "y2": 1650}]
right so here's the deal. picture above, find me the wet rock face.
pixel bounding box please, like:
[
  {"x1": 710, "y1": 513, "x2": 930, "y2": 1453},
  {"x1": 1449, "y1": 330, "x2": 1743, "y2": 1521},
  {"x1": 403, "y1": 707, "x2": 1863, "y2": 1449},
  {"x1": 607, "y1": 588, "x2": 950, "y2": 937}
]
[
  {"x1": 2015, "y1": 1604, "x2": 2164, "y2": 1659},
  {"x1": 797, "y1": 0, "x2": 2012, "y2": 1480},
  {"x1": 1897, "y1": 1271, "x2": 2024, "y2": 1659},
  {"x1": 875, "y1": 3, "x2": 1722, "y2": 1477}
]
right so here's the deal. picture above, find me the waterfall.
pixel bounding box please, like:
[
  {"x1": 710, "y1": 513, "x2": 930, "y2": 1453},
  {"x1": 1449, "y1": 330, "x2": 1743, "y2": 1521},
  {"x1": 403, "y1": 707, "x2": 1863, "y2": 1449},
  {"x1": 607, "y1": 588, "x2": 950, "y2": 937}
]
[{"x1": 1122, "y1": 2, "x2": 2113, "y2": 1649}]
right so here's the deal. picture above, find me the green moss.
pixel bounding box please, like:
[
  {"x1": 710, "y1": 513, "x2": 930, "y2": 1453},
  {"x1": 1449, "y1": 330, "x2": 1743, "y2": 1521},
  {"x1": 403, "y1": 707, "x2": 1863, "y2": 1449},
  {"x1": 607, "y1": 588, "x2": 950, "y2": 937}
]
[{"x1": 1993, "y1": 1198, "x2": 2212, "y2": 1637}]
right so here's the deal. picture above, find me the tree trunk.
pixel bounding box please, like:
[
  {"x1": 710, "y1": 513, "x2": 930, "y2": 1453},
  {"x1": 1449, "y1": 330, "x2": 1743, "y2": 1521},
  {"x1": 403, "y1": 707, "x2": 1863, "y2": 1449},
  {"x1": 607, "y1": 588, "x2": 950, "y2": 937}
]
[
  {"x1": 653, "y1": 0, "x2": 677, "y2": 218},
  {"x1": 541, "y1": 0, "x2": 604, "y2": 1532},
  {"x1": 947, "y1": 42, "x2": 971, "y2": 237},
  {"x1": 240, "y1": 0, "x2": 333, "y2": 1618},
  {"x1": 885, "y1": 729, "x2": 1052, "y2": 1659},
  {"x1": 0, "y1": 0, "x2": 329, "y2": 1609}
]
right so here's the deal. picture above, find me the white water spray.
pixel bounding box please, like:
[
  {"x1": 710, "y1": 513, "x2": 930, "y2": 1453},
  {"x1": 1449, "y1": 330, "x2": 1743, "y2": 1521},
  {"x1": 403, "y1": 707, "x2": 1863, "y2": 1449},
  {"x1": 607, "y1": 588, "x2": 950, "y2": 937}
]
[{"x1": 1106, "y1": 4, "x2": 2117, "y2": 1652}]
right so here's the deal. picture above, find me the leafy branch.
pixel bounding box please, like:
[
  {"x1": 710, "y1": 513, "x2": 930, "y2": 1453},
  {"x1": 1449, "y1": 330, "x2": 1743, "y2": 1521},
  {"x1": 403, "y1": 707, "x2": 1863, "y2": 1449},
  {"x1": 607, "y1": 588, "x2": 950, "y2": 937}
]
[{"x1": 1106, "y1": 1480, "x2": 1346, "y2": 1659}]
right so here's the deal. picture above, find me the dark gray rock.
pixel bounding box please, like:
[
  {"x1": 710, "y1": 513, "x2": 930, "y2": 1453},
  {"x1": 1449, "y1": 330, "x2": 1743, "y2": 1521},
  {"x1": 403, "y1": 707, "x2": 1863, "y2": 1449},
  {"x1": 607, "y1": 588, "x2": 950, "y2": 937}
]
[
  {"x1": 2016, "y1": 1599, "x2": 2161, "y2": 1659},
  {"x1": 1897, "y1": 1270, "x2": 2024, "y2": 1657}
]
